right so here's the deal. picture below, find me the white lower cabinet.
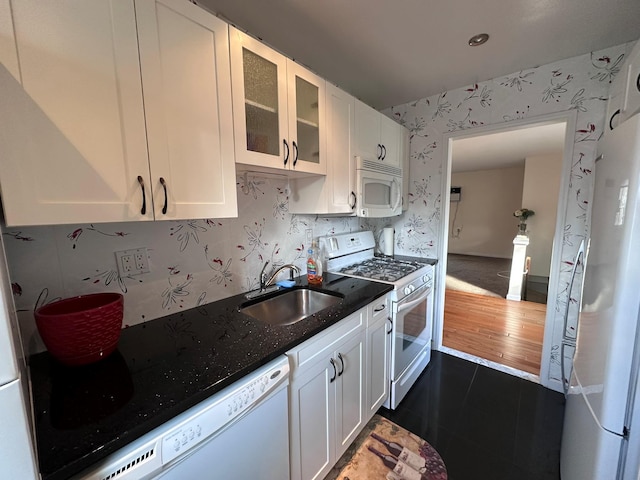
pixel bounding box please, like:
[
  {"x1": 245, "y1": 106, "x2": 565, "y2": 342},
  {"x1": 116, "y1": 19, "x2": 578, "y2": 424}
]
[
  {"x1": 288, "y1": 309, "x2": 366, "y2": 480},
  {"x1": 288, "y1": 296, "x2": 392, "y2": 480},
  {"x1": 366, "y1": 294, "x2": 392, "y2": 416}
]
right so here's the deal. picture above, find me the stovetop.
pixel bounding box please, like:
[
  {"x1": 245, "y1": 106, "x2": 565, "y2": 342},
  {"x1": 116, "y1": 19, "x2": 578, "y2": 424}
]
[
  {"x1": 337, "y1": 256, "x2": 425, "y2": 283},
  {"x1": 320, "y1": 231, "x2": 434, "y2": 293}
]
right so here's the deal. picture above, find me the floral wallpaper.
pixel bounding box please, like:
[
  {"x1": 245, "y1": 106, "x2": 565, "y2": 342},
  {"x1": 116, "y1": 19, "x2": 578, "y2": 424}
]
[
  {"x1": 382, "y1": 41, "x2": 635, "y2": 388},
  {"x1": 4, "y1": 176, "x2": 381, "y2": 355},
  {"x1": 3, "y1": 40, "x2": 635, "y2": 391}
]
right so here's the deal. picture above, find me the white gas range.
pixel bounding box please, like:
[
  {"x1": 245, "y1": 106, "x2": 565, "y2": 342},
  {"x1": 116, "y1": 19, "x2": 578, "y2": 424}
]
[{"x1": 319, "y1": 231, "x2": 434, "y2": 410}]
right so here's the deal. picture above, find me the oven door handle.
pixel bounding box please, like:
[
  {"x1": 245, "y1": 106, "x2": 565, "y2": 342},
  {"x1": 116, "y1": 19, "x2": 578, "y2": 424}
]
[{"x1": 396, "y1": 286, "x2": 432, "y2": 314}]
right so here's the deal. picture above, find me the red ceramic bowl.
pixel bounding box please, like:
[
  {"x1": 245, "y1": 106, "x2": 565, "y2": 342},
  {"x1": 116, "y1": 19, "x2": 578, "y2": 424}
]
[{"x1": 35, "y1": 293, "x2": 124, "y2": 366}]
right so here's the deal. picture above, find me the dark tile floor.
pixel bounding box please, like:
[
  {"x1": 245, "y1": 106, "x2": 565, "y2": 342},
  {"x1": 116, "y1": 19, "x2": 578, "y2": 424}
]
[{"x1": 379, "y1": 351, "x2": 565, "y2": 480}]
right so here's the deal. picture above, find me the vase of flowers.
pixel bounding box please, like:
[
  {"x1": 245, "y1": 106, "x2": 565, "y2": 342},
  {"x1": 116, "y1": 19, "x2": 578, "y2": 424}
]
[{"x1": 514, "y1": 208, "x2": 535, "y2": 234}]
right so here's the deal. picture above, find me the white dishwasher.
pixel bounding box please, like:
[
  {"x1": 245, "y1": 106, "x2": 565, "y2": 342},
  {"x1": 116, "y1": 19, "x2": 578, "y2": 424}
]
[{"x1": 73, "y1": 356, "x2": 290, "y2": 480}]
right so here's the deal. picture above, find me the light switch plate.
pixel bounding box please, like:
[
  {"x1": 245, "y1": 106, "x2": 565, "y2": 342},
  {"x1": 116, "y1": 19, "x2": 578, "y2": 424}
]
[{"x1": 115, "y1": 248, "x2": 149, "y2": 276}]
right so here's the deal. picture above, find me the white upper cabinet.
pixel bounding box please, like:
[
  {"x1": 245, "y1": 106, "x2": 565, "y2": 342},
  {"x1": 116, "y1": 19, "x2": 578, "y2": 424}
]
[
  {"x1": 289, "y1": 83, "x2": 356, "y2": 215},
  {"x1": 0, "y1": 0, "x2": 18, "y2": 80},
  {"x1": 380, "y1": 114, "x2": 402, "y2": 168},
  {"x1": 230, "y1": 27, "x2": 326, "y2": 176},
  {"x1": 136, "y1": 0, "x2": 237, "y2": 219},
  {"x1": 354, "y1": 100, "x2": 381, "y2": 162},
  {"x1": 0, "y1": 0, "x2": 237, "y2": 226},
  {"x1": 0, "y1": 0, "x2": 152, "y2": 226},
  {"x1": 325, "y1": 84, "x2": 357, "y2": 214},
  {"x1": 354, "y1": 98, "x2": 404, "y2": 168}
]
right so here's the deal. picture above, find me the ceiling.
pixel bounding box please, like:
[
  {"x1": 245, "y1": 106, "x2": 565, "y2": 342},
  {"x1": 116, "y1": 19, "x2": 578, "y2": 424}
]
[
  {"x1": 197, "y1": 0, "x2": 640, "y2": 109},
  {"x1": 450, "y1": 122, "x2": 566, "y2": 173}
]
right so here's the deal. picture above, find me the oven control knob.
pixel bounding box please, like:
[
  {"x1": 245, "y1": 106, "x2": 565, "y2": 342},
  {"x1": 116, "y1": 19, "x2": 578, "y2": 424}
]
[
  {"x1": 403, "y1": 286, "x2": 412, "y2": 296},
  {"x1": 422, "y1": 274, "x2": 430, "y2": 283}
]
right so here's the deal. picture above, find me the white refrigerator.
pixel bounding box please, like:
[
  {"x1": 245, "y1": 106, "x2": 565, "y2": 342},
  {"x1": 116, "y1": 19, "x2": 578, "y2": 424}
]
[
  {"x1": 0, "y1": 234, "x2": 39, "y2": 478},
  {"x1": 560, "y1": 112, "x2": 640, "y2": 479}
]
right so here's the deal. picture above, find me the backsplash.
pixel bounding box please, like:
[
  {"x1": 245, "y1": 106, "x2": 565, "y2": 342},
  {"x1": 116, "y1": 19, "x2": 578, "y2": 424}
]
[
  {"x1": 3, "y1": 177, "x2": 389, "y2": 355},
  {"x1": 383, "y1": 41, "x2": 634, "y2": 387},
  {"x1": 3, "y1": 40, "x2": 633, "y2": 384}
]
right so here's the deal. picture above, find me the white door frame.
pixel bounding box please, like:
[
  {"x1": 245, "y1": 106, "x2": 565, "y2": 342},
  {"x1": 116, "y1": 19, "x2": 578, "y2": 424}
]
[{"x1": 433, "y1": 109, "x2": 578, "y2": 389}]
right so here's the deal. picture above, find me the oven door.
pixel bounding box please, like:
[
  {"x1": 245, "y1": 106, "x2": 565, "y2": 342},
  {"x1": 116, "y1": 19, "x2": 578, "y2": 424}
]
[{"x1": 391, "y1": 283, "x2": 433, "y2": 381}]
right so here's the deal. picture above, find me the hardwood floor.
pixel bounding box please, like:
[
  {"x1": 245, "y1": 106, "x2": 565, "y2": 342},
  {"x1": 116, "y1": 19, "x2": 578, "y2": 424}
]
[{"x1": 442, "y1": 289, "x2": 546, "y2": 375}]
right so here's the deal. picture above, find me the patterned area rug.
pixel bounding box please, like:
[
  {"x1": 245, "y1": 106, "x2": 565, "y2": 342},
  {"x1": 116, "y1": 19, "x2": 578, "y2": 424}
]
[{"x1": 324, "y1": 415, "x2": 447, "y2": 480}]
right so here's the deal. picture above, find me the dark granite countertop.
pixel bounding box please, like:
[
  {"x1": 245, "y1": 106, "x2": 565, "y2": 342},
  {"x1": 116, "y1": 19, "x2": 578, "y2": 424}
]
[{"x1": 29, "y1": 274, "x2": 391, "y2": 480}]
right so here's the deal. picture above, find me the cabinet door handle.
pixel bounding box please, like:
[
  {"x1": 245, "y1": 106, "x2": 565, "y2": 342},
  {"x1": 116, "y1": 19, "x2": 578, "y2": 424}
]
[
  {"x1": 374, "y1": 304, "x2": 386, "y2": 312},
  {"x1": 610, "y1": 109, "x2": 620, "y2": 131},
  {"x1": 381, "y1": 144, "x2": 387, "y2": 160},
  {"x1": 283, "y1": 139, "x2": 289, "y2": 166},
  {"x1": 386, "y1": 317, "x2": 393, "y2": 335},
  {"x1": 337, "y1": 353, "x2": 344, "y2": 376},
  {"x1": 159, "y1": 177, "x2": 168, "y2": 215},
  {"x1": 137, "y1": 176, "x2": 146, "y2": 215},
  {"x1": 377, "y1": 144, "x2": 382, "y2": 160},
  {"x1": 350, "y1": 191, "x2": 356, "y2": 209},
  {"x1": 292, "y1": 141, "x2": 298, "y2": 167},
  {"x1": 329, "y1": 358, "x2": 337, "y2": 383}
]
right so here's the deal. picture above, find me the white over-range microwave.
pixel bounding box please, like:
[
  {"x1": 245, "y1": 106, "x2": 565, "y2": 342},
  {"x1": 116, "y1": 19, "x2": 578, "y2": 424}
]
[{"x1": 356, "y1": 156, "x2": 403, "y2": 217}]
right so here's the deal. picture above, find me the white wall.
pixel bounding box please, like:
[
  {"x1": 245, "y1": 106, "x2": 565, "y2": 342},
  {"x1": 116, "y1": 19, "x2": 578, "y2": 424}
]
[
  {"x1": 522, "y1": 153, "x2": 563, "y2": 277},
  {"x1": 448, "y1": 165, "x2": 524, "y2": 258}
]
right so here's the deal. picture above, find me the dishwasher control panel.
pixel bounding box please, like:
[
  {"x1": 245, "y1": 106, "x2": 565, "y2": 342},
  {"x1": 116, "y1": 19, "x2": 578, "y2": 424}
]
[{"x1": 161, "y1": 357, "x2": 289, "y2": 465}]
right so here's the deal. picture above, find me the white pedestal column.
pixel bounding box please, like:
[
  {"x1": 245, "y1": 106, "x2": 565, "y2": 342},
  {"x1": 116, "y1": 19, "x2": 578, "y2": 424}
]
[{"x1": 507, "y1": 234, "x2": 530, "y2": 301}]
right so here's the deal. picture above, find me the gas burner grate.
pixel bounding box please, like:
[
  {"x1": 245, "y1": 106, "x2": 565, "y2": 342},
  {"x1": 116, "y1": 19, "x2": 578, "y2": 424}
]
[{"x1": 338, "y1": 257, "x2": 423, "y2": 283}]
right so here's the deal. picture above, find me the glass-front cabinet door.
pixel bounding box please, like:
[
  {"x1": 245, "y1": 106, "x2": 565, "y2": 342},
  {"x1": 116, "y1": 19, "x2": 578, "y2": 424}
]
[
  {"x1": 230, "y1": 26, "x2": 326, "y2": 175},
  {"x1": 287, "y1": 61, "x2": 326, "y2": 175},
  {"x1": 230, "y1": 27, "x2": 288, "y2": 170}
]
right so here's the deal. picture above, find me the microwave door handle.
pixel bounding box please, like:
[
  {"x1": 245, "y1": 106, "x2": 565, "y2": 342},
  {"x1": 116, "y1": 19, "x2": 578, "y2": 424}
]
[{"x1": 392, "y1": 178, "x2": 402, "y2": 210}]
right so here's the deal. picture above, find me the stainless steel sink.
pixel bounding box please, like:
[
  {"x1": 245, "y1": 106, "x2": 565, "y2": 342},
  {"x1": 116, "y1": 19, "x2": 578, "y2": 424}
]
[{"x1": 239, "y1": 288, "x2": 343, "y2": 326}]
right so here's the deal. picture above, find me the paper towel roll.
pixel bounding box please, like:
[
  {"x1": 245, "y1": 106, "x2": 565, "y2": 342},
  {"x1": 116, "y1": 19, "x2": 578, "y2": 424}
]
[{"x1": 382, "y1": 227, "x2": 394, "y2": 256}]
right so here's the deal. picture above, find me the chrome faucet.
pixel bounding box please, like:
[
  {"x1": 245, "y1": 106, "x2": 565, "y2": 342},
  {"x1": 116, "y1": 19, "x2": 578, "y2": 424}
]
[
  {"x1": 264, "y1": 264, "x2": 301, "y2": 288},
  {"x1": 246, "y1": 262, "x2": 301, "y2": 300}
]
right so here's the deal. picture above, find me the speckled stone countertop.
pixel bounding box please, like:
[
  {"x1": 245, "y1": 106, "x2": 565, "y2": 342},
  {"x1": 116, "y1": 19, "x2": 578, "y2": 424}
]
[{"x1": 29, "y1": 274, "x2": 391, "y2": 480}]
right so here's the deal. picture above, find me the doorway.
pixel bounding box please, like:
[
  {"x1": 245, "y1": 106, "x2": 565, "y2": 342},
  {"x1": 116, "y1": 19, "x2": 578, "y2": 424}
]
[{"x1": 433, "y1": 111, "x2": 577, "y2": 383}]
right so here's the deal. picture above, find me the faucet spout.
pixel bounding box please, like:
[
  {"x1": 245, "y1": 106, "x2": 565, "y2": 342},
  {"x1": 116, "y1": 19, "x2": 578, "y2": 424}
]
[{"x1": 265, "y1": 264, "x2": 301, "y2": 288}]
